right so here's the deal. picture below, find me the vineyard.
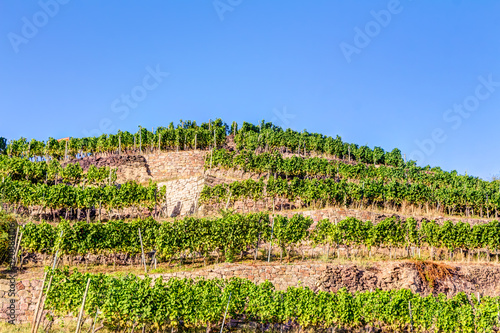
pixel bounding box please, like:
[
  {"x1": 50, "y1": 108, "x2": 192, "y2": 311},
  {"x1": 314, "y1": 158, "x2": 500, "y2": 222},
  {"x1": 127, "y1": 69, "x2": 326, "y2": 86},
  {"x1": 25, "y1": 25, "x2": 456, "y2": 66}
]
[
  {"x1": 16, "y1": 214, "x2": 500, "y2": 264},
  {"x1": 40, "y1": 268, "x2": 500, "y2": 332},
  {"x1": 204, "y1": 149, "x2": 500, "y2": 218},
  {"x1": 2, "y1": 119, "x2": 500, "y2": 332}
]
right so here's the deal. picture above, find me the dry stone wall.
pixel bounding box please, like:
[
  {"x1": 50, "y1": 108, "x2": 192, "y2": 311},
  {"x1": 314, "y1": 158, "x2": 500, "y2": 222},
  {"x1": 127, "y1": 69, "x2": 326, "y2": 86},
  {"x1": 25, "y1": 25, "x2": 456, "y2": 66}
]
[
  {"x1": 0, "y1": 263, "x2": 326, "y2": 324},
  {"x1": 5, "y1": 260, "x2": 500, "y2": 323},
  {"x1": 77, "y1": 150, "x2": 209, "y2": 217},
  {"x1": 70, "y1": 151, "x2": 498, "y2": 223},
  {"x1": 0, "y1": 277, "x2": 42, "y2": 324},
  {"x1": 152, "y1": 263, "x2": 327, "y2": 292},
  {"x1": 158, "y1": 177, "x2": 205, "y2": 217},
  {"x1": 144, "y1": 150, "x2": 206, "y2": 181}
]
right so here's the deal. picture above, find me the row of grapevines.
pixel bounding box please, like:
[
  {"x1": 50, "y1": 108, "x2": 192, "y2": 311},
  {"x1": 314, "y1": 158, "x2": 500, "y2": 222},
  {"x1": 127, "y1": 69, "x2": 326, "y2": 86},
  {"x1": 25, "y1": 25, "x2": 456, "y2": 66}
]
[
  {"x1": 0, "y1": 178, "x2": 163, "y2": 214},
  {"x1": 0, "y1": 155, "x2": 116, "y2": 186},
  {"x1": 0, "y1": 211, "x2": 13, "y2": 264},
  {"x1": 20, "y1": 213, "x2": 315, "y2": 263},
  {"x1": 4, "y1": 120, "x2": 404, "y2": 168},
  {"x1": 234, "y1": 121, "x2": 405, "y2": 166},
  {"x1": 0, "y1": 137, "x2": 6, "y2": 155},
  {"x1": 311, "y1": 217, "x2": 500, "y2": 256},
  {"x1": 200, "y1": 177, "x2": 500, "y2": 217},
  {"x1": 4, "y1": 119, "x2": 228, "y2": 159},
  {"x1": 209, "y1": 148, "x2": 498, "y2": 194},
  {"x1": 19, "y1": 213, "x2": 500, "y2": 260},
  {"x1": 44, "y1": 268, "x2": 500, "y2": 332}
]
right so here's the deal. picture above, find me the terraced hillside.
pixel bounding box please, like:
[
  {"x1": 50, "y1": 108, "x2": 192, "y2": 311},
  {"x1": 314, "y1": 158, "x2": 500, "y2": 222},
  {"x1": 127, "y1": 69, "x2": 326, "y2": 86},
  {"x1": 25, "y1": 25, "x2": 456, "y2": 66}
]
[{"x1": 1, "y1": 119, "x2": 500, "y2": 332}]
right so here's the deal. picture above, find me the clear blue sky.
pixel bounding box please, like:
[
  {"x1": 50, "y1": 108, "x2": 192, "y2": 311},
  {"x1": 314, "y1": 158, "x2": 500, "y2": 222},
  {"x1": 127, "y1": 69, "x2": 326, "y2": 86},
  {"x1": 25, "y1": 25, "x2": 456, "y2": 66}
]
[{"x1": 1, "y1": 1, "x2": 500, "y2": 179}]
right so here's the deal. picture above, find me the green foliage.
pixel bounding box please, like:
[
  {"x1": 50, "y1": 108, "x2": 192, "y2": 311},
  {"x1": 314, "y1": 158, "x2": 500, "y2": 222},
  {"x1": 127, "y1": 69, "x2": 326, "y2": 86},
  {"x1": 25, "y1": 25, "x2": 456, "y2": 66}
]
[
  {"x1": 21, "y1": 213, "x2": 271, "y2": 261},
  {"x1": 44, "y1": 269, "x2": 500, "y2": 332},
  {"x1": 0, "y1": 177, "x2": 165, "y2": 214},
  {"x1": 4, "y1": 119, "x2": 228, "y2": 159},
  {"x1": 0, "y1": 211, "x2": 13, "y2": 264},
  {"x1": 0, "y1": 137, "x2": 6, "y2": 155},
  {"x1": 20, "y1": 213, "x2": 500, "y2": 260},
  {"x1": 207, "y1": 148, "x2": 500, "y2": 216},
  {"x1": 273, "y1": 214, "x2": 313, "y2": 258},
  {"x1": 0, "y1": 155, "x2": 116, "y2": 185}
]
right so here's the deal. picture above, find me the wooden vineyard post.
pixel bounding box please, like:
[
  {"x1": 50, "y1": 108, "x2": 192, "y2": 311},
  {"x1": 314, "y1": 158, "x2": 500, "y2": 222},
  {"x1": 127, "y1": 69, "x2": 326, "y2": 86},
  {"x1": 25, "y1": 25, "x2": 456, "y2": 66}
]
[
  {"x1": 138, "y1": 228, "x2": 147, "y2": 273},
  {"x1": 268, "y1": 216, "x2": 275, "y2": 263},
  {"x1": 150, "y1": 251, "x2": 157, "y2": 270},
  {"x1": 52, "y1": 250, "x2": 60, "y2": 271},
  {"x1": 254, "y1": 218, "x2": 262, "y2": 261},
  {"x1": 75, "y1": 278, "x2": 91, "y2": 333},
  {"x1": 220, "y1": 292, "x2": 232, "y2": 333},
  {"x1": 118, "y1": 135, "x2": 121, "y2": 155},
  {"x1": 31, "y1": 271, "x2": 48, "y2": 333},
  {"x1": 13, "y1": 232, "x2": 23, "y2": 267},
  {"x1": 90, "y1": 308, "x2": 100, "y2": 333},
  {"x1": 158, "y1": 132, "x2": 161, "y2": 152},
  {"x1": 13, "y1": 226, "x2": 19, "y2": 255},
  {"x1": 139, "y1": 131, "x2": 142, "y2": 154},
  {"x1": 194, "y1": 133, "x2": 197, "y2": 150},
  {"x1": 33, "y1": 275, "x2": 53, "y2": 333},
  {"x1": 409, "y1": 300, "x2": 413, "y2": 332},
  {"x1": 52, "y1": 230, "x2": 64, "y2": 270},
  {"x1": 65, "y1": 141, "x2": 68, "y2": 161},
  {"x1": 225, "y1": 190, "x2": 232, "y2": 210},
  {"x1": 165, "y1": 191, "x2": 168, "y2": 218},
  {"x1": 497, "y1": 300, "x2": 500, "y2": 329},
  {"x1": 154, "y1": 188, "x2": 157, "y2": 218}
]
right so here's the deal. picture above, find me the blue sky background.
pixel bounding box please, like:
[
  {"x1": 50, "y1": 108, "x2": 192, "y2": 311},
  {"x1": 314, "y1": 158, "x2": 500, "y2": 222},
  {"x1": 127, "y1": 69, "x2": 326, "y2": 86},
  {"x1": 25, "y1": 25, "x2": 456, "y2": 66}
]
[{"x1": 1, "y1": 1, "x2": 500, "y2": 179}]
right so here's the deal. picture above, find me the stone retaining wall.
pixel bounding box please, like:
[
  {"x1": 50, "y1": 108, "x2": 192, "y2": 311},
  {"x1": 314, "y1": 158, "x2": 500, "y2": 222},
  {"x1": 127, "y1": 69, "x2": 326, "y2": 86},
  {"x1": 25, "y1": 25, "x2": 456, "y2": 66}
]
[
  {"x1": 0, "y1": 263, "x2": 326, "y2": 324},
  {"x1": 158, "y1": 176, "x2": 205, "y2": 217},
  {"x1": 145, "y1": 150, "x2": 206, "y2": 181},
  {"x1": 153, "y1": 263, "x2": 327, "y2": 291},
  {"x1": 0, "y1": 277, "x2": 42, "y2": 324}
]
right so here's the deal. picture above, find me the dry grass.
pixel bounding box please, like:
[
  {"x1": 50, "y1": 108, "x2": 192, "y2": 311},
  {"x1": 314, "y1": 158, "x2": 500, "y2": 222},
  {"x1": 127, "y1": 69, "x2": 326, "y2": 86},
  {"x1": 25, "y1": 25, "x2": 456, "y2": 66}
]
[
  {"x1": 0, "y1": 321, "x2": 113, "y2": 333},
  {"x1": 409, "y1": 260, "x2": 454, "y2": 290}
]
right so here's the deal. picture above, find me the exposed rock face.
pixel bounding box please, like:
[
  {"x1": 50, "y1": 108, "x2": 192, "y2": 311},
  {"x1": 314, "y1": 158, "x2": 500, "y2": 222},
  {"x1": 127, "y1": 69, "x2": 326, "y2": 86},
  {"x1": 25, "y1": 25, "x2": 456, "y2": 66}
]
[{"x1": 318, "y1": 261, "x2": 500, "y2": 297}]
